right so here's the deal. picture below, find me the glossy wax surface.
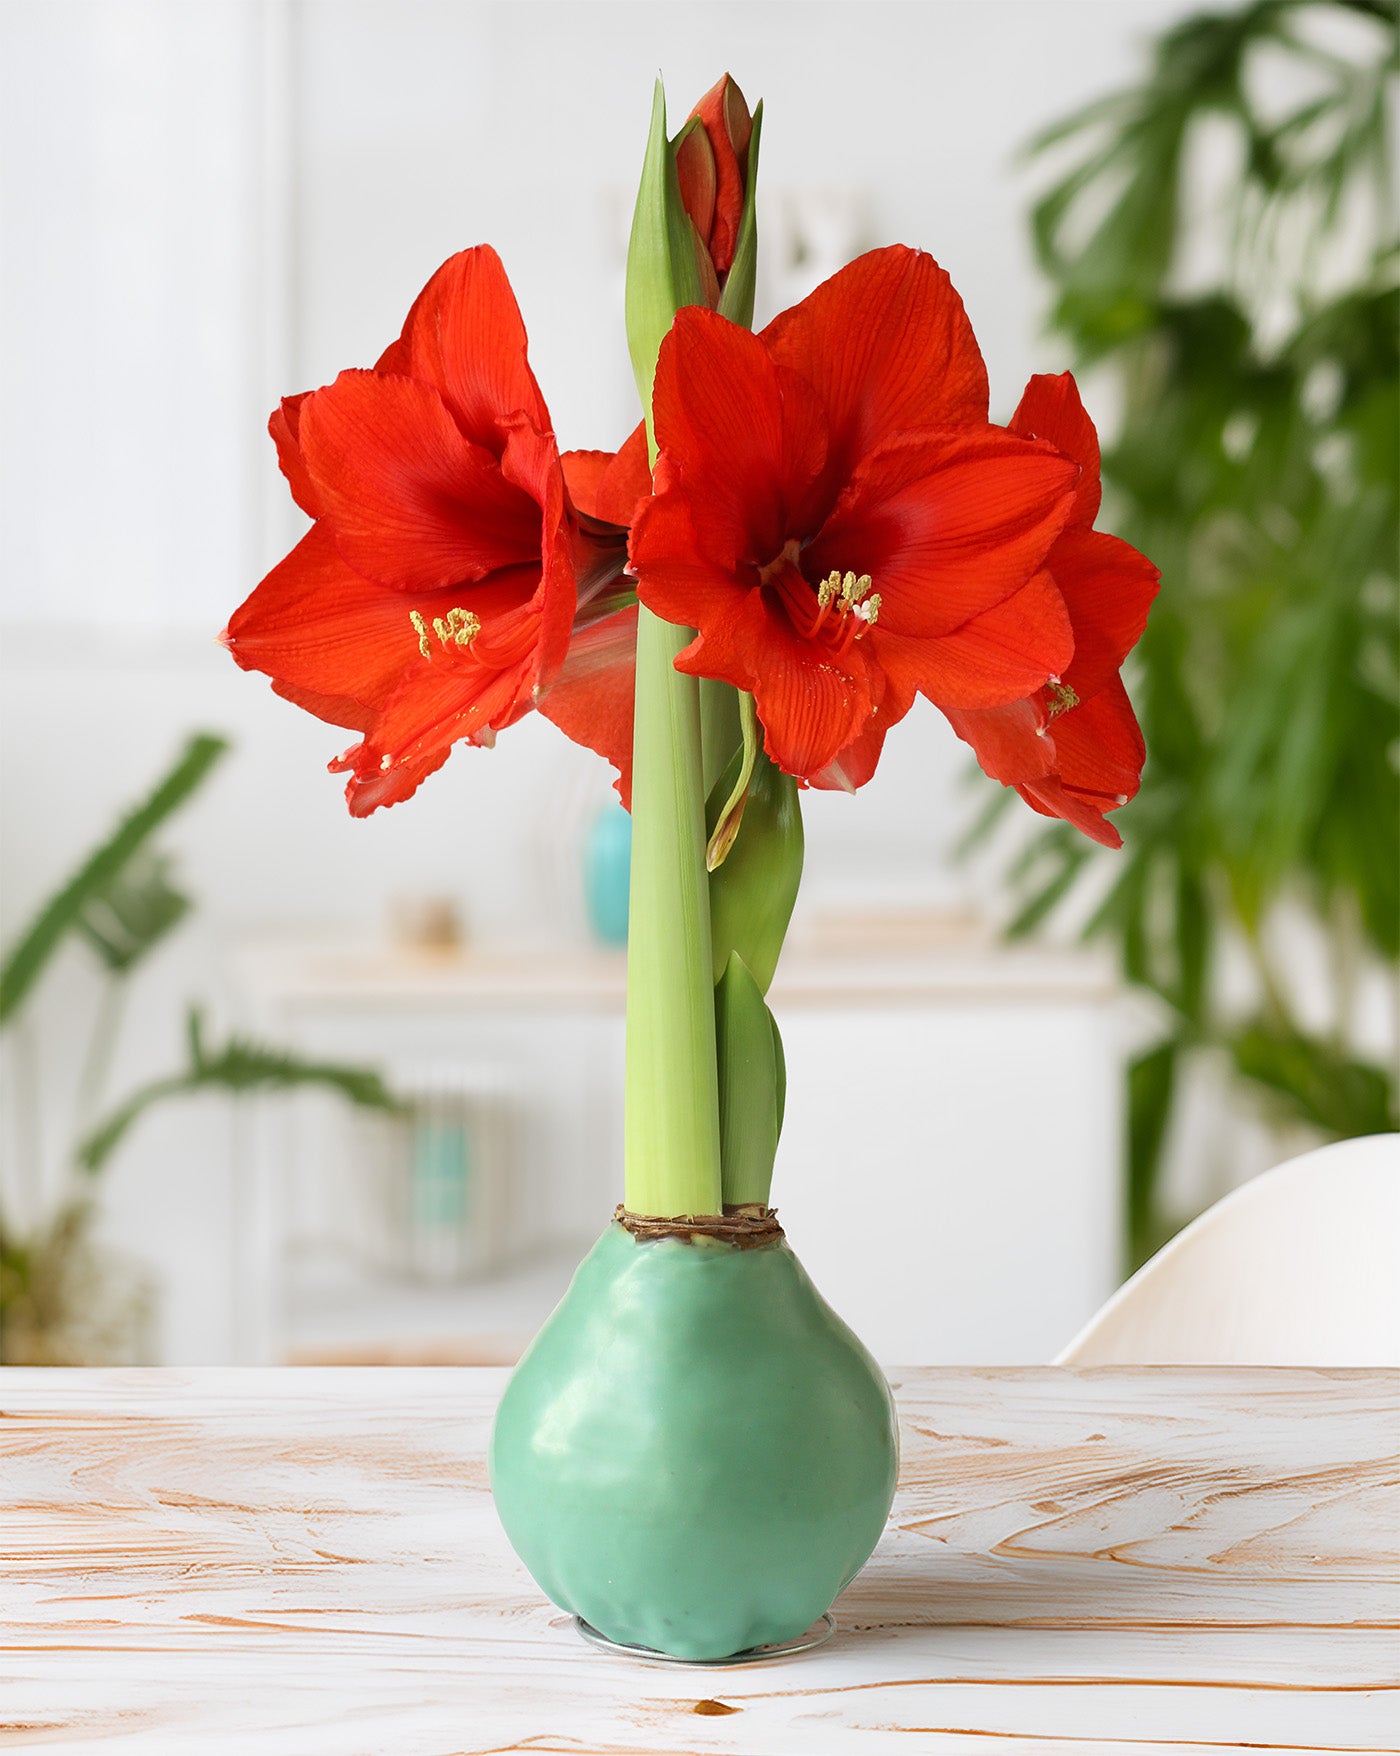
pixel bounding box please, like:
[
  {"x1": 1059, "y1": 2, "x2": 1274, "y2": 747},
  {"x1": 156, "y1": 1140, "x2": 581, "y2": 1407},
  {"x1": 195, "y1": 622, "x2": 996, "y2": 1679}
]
[{"x1": 489, "y1": 1222, "x2": 899, "y2": 1660}]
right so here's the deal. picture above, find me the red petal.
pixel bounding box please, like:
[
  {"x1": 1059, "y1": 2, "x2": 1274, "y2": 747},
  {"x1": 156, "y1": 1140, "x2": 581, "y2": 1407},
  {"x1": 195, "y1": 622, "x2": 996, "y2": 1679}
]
[
  {"x1": 652, "y1": 309, "x2": 827, "y2": 568},
  {"x1": 595, "y1": 423, "x2": 652, "y2": 526},
  {"x1": 808, "y1": 678, "x2": 915, "y2": 792},
  {"x1": 268, "y1": 394, "x2": 320, "y2": 519},
  {"x1": 336, "y1": 741, "x2": 455, "y2": 818},
  {"x1": 1009, "y1": 372, "x2": 1101, "y2": 529},
  {"x1": 810, "y1": 426, "x2": 1079, "y2": 639},
  {"x1": 560, "y1": 450, "x2": 613, "y2": 521},
  {"x1": 331, "y1": 609, "x2": 540, "y2": 816},
  {"x1": 674, "y1": 592, "x2": 878, "y2": 781},
  {"x1": 675, "y1": 121, "x2": 718, "y2": 255},
  {"x1": 943, "y1": 696, "x2": 1056, "y2": 785},
  {"x1": 560, "y1": 424, "x2": 652, "y2": 530},
  {"x1": 538, "y1": 604, "x2": 638, "y2": 807},
  {"x1": 297, "y1": 369, "x2": 544, "y2": 592},
  {"x1": 879, "y1": 569, "x2": 1075, "y2": 710},
  {"x1": 763, "y1": 247, "x2": 989, "y2": 491},
  {"x1": 1051, "y1": 674, "x2": 1146, "y2": 800},
  {"x1": 224, "y1": 526, "x2": 418, "y2": 721},
  {"x1": 1015, "y1": 775, "x2": 1124, "y2": 849},
  {"x1": 393, "y1": 245, "x2": 550, "y2": 445},
  {"x1": 1050, "y1": 528, "x2": 1160, "y2": 700},
  {"x1": 1012, "y1": 677, "x2": 1146, "y2": 848},
  {"x1": 686, "y1": 74, "x2": 752, "y2": 274},
  {"x1": 630, "y1": 479, "x2": 754, "y2": 649},
  {"x1": 498, "y1": 416, "x2": 576, "y2": 679}
]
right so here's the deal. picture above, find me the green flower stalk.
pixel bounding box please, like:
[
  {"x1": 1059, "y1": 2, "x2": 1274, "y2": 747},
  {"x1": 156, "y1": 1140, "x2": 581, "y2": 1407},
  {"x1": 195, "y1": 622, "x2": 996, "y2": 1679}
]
[
  {"x1": 621, "y1": 77, "x2": 784, "y2": 1219},
  {"x1": 621, "y1": 81, "x2": 721, "y2": 1218}
]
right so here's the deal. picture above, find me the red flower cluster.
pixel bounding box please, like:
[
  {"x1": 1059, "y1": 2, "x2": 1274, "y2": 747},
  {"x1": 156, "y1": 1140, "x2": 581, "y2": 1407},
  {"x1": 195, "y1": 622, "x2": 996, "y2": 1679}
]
[
  {"x1": 222, "y1": 246, "x2": 643, "y2": 815},
  {"x1": 225, "y1": 241, "x2": 1155, "y2": 844},
  {"x1": 631, "y1": 247, "x2": 1158, "y2": 846}
]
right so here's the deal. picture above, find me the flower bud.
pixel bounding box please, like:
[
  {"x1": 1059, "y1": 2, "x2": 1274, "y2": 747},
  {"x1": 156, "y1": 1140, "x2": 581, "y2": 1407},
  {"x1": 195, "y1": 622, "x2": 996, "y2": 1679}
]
[{"x1": 677, "y1": 75, "x2": 754, "y2": 279}]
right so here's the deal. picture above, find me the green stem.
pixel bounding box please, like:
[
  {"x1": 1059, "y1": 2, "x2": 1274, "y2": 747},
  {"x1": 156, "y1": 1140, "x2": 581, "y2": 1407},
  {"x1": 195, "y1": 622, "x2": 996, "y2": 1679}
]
[{"x1": 624, "y1": 607, "x2": 723, "y2": 1216}]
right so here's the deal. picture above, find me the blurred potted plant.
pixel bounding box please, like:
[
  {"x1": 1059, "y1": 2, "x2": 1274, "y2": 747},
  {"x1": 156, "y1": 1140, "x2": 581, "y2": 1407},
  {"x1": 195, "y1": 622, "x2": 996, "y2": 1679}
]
[
  {"x1": 969, "y1": 0, "x2": 1398, "y2": 1264},
  {"x1": 0, "y1": 732, "x2": 401, "y2": 1364}
]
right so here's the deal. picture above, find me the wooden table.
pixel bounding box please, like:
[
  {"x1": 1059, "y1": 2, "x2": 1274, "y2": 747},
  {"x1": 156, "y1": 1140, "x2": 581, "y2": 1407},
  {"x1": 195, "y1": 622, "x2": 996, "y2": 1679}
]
[{"x1": 2, "y1": 1367, "x2": 1396, "y2": 1753}]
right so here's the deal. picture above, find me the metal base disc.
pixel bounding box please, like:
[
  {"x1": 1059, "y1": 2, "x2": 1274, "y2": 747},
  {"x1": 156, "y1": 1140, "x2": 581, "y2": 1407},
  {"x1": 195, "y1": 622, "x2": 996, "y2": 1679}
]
[{"x1": 572, "y1": 1611, "x2": 836, "y2": 1666}]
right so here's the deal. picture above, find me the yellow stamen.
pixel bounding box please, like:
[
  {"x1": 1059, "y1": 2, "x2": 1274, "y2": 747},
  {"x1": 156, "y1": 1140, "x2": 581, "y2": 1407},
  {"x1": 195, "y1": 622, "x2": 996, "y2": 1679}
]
[
  {"x1": 410, "y1": 606, "x2": 480, "y2": 658},
  {"x1": 853, "y1": 591, "x2": 881, "y2": 632},
  {"x1": 1046, "y1": 679, "x2": 1079, "y2": 719}
]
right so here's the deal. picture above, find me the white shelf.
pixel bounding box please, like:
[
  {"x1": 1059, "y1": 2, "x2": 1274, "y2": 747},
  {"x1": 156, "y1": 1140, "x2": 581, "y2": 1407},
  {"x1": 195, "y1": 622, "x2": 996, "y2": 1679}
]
[
  {"x1": 235, "y1": 935, "x2": 1116, "y2": 1017},
  {"x1": 280, "y1": 1239, "x2": 590, "y2": 1366}
]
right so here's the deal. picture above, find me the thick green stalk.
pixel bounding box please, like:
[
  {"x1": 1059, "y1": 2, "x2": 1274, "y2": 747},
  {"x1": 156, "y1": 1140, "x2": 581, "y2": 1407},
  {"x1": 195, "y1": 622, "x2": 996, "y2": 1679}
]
[{"x1": 624, "y1": 605, "x2": 723, "y2": 1215}]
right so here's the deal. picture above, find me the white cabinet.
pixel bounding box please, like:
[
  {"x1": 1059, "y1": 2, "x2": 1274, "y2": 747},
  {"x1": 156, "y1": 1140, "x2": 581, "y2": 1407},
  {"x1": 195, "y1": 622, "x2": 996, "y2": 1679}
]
[{"x1": 233, "y1": 941, "x2": 1122, "y2": 1367}]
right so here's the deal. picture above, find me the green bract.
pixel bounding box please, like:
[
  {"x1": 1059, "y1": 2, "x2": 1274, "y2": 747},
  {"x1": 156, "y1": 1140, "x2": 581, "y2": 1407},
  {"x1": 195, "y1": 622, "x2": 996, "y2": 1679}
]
[
  {"x1": 716, "y1": 100, "x2": 763, "y2": 330},
  {"x1": 715, "y1": 952, "x2": 786, "y2": 1208},
  {"x1": 707, "y1": 726, "x2": 804, "y2": 996},
  {"x1": 624, "y1": 80, "x2": 709, "y2": 424}
]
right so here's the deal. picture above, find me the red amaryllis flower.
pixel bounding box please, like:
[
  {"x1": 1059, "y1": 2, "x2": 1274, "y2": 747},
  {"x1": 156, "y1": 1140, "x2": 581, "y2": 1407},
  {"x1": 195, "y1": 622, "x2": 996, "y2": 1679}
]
[
  {"x1": 944, "y1": 374, "x2": 1159, "y2": 847},
  {"x1": 222, "y1": 246, "x2": 640, "y2": 815},
  {"x1": 675, "y1": 74, "x2": 754, "y2": 303},
  {"x1": 630, "y1": 246, "x2": 1082, "y2": 789}
]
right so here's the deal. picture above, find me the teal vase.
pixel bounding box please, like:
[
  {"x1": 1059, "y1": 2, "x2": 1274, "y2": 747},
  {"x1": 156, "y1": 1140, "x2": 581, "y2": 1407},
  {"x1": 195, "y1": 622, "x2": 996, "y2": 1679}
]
[
  {"x1": 489, "y1": 1218, "x2": 898, "y2": 1660},
  {"x1": 583, "y1": 803, "x2": 631, "y2": 946}
]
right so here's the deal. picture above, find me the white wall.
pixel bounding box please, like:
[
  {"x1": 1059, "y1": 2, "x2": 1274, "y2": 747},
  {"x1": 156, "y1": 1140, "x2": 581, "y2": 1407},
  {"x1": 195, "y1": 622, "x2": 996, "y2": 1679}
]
[{"x1": 0, "y1": 0, "x2": 1199, "y2": 1361}]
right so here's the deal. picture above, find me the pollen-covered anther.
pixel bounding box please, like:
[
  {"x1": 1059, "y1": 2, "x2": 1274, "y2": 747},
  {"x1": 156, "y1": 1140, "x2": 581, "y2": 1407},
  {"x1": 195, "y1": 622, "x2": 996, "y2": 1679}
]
[
  {"x1": 1045, "y1": 678, "x2": 1080, "y2": 719},
  {"x1": 410, "y1": 606, "x2": 481, "y2": 659}
]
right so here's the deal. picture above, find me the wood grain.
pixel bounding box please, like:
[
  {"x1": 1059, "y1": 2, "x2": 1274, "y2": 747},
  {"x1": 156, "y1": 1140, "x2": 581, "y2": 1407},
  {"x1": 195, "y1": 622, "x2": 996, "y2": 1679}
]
[{"x1": 0, "y1": 1366, "x2": 1396, "y2": 1753}]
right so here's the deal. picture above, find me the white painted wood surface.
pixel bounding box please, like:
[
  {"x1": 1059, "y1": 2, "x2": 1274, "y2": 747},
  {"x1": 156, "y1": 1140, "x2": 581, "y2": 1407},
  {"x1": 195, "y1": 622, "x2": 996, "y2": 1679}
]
[{"x1": 1, "y1": 1366, "x2": 1396, "y2": 1753}]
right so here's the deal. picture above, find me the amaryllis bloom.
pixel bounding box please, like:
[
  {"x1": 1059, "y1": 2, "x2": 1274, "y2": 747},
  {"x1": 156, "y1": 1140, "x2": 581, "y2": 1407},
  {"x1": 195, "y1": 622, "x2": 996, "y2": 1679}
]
[
  {"x1": 945, "y1": 374, "x2": 1160, "y2": 847},
  {"x1": 630, "y1": 246, "x2": 1083, "y2": 789},
  {"x1": 674, "y1": 73, "x2": 754, "y2": 303},
  {"x1": 222, "y1": 246, "x2": 641, "y2": 815}
]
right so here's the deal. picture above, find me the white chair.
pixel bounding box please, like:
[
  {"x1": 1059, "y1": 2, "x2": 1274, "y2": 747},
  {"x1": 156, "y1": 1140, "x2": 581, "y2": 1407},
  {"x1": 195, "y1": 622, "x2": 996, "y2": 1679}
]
[{"x1": 1057, "y1": 1134, "x2": 1400, "y2": 1367}]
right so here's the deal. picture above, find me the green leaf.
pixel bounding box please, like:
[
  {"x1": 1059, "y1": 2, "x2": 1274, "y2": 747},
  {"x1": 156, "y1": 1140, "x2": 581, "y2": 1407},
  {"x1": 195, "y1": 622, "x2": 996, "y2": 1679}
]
[
  {"x1": 1228, "y1": 1019, "x2": 1397, "y2": 1138},
  {"x1": 1127, "y1": 1039, "x2": 1179, "y2": 1270},
  {"x1": 76, "y1": 850, "x2": 192, "y2": 974},
  {"x1": 714, "y1": 952, "x2": 784, "y2": 1209},
  {"x1": 0, "y1": 733, "x2": 229, "y2": 1024},
  {"x1": 716, "y1": 99, "x2": 763, "y2": 329},
  {"x1": 625, "y1": 78, "x2": 708, "y2": 421},
  {"x1": 707, "y1": 735, "x2": 803, "y2": 994},
  {"x1": 76, "y1": 1005, "x2": 405, "y2": 1176},
  {"x1": 978, "y1": 0, "x2": 1398, "y2": 1265},
  {"x1": 705, "y1": 690, "x2": 761, "y2": 870}
]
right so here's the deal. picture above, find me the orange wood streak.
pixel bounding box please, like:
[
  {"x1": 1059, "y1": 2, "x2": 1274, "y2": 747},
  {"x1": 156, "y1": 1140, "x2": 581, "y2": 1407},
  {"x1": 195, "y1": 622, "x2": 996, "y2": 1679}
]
[{"x1": 0, "y1": 1365, "x2": 1395, "y2": 1752}]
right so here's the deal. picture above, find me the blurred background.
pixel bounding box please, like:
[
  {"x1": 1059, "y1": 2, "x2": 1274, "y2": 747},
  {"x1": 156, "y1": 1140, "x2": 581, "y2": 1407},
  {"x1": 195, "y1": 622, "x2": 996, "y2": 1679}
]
[{"x1": 1, "y1": 0, "x2": 1395, "y2": 1368}]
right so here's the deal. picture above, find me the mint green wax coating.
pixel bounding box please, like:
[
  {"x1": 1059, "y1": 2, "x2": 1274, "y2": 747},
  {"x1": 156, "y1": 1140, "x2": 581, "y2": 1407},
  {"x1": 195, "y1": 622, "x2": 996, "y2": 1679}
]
[{"x1": 489, "y1": 1222, "x2": 898, "y2": 1660}]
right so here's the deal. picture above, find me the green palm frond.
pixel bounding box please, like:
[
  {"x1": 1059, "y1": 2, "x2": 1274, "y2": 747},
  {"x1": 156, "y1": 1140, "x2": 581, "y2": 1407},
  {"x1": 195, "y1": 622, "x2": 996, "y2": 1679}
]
[
  {"x1": 0, "y1": 733, "x2": 229, "y2": 1022},
  {"x1": 997, "y1": 0, "x2": 1399, "y2": 1264},
  {"x1": 76, "y1": 1007, "x2": 407, "y2": 1176}
]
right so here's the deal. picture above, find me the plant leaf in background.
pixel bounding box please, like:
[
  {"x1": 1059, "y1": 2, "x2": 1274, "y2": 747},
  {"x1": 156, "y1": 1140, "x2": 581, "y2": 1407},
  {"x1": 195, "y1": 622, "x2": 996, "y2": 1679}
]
[
  {"x1": 76, "y1": 1006, "x2": 405, "y2": 1176},
  {"x1": 0, "y1": 734, "x2": 406, "y2": 1352},
  {"x1": 76, "y1": 850, "x2": 193, "y2": 974},
  {"x1": 0, "y1": 733, "x2": 229, "y2": 1022},
  {"x1": 993, "y1": 0, "x2": 1399, "y2": 1263}
]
